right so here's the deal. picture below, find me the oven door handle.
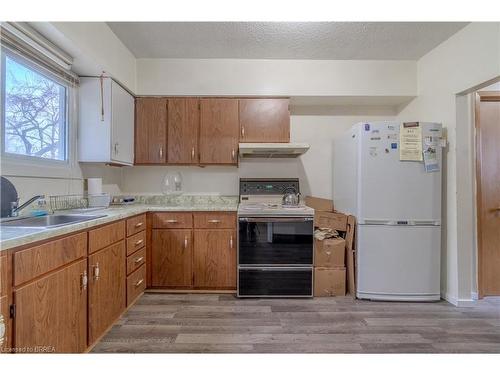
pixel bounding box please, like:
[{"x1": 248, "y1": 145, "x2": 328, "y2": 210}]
[{"x1": 239, "y1": 217, "x2": 313, "y2": 223}]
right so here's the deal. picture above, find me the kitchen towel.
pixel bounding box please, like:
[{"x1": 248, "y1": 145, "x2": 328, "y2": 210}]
[{"x1": 87, "y1": 178, "x2": 103, "y2": 195}]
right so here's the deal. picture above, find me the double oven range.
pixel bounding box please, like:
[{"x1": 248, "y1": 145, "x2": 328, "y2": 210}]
[{"x1": 237, "y1": 178, "x2": 315, "y2": 298}]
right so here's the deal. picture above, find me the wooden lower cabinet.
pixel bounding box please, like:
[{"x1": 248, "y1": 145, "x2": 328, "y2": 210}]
[
  {"x1": 88, "y1": 241, "x2": 126, "y2": 345},
  {"x1": 193, "y1": 230, "x2": 236, "y2": 289},
  {"x1": 14, "y1": 259, "x2": 88, "y2": 353},
  {"x1": 151, "y1": 229, "x2": 193, "y2": 287}
]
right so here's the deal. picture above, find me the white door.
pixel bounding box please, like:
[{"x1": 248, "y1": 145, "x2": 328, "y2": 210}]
[
  {"x1": 356, "y1": 224, "x2": 441, "y2": 301},
  {"x1": 111, "y1": 81, "x2": 134, "y2": 165},
  {"x1": 358, "y1": 122, "x2": 442, "y2": 222}
]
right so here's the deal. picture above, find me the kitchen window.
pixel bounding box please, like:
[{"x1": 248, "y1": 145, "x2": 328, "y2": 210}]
[{"x1": 1, "y1": 50, "x2": 69, "y2": 163}]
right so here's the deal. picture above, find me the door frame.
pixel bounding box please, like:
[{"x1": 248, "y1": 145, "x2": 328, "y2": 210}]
[{"x1": 475, "y1": 90, "x2": 500, "y2": 298}]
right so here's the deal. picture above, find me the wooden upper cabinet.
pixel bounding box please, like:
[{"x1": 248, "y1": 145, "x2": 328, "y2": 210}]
[
  {"x1": 239, "y1": 98, "x2": 290, "y2": 143},
  {"x1": 200, "y1": 99, "x2": 239, "y2": 165},
  {"x1": 135, "y1": 97, "x2": 167, "y2": 164},
  {"x1": 14, "y1": 259, "x2": 88, "y2": 353},
  {"x1": 168, "y1": 98, "x2": 200, "y2": 164},
  {"x1": 88, "y1": 241, "x2": 126, "y2": 345}
]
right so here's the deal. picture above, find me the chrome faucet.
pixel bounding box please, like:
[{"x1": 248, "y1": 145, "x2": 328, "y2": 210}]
[{"x1": 10, "y1": 195, "x2": 45, "y2": 217}]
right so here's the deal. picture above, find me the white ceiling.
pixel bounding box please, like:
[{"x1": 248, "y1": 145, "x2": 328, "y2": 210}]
[{"x1": 107, "y1": 22, "x2": 468, "y2": 60}]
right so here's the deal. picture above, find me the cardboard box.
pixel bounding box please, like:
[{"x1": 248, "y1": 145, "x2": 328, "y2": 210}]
[
  {"x1": 305, "y1": 196, "x2": 333, "y2": 212},
  {"x1": 315, "y1": 211, "x2": 348, "y2": 230},
  {"x1": 314, "y1": 237, "x2": 345, "y2": 267},
  {"x1": 314, "y1": 267, "x2": 346, "y2": 297}
]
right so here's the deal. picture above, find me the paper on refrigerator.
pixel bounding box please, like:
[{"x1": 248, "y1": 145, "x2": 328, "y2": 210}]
[{"x1": 399, "y1": 122, "x2": 423, "y2": 161}]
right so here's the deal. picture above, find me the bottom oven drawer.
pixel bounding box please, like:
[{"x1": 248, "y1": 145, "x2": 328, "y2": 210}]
[{"x1": 238, "y1": 267, "x2": 313, "y2": 297}]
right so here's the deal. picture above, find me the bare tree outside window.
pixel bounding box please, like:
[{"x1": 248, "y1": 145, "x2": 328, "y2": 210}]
[{"x1": 3, "y1": 55, "x2": 67, "y2": 161}]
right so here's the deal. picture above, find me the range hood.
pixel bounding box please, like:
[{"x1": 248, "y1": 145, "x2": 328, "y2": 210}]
[{"x1": 238, "y1": 143, "x2": 310, "y2": 158}]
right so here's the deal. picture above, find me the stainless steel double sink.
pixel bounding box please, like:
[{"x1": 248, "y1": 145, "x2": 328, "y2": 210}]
[{"x1": 0, "y1": 214, "x2": 107, "y2": 229}]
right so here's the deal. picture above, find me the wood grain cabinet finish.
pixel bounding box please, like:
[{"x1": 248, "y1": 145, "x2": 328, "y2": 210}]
[
  {"x1": 126, "y1": 247, "x2": 146, "y2": 275},
  {"x1": 126, "y1": 230, "x2": 146, "y2": 256},
  {"x1": 239, "y1": 98, "x2": 290, "y2": 142},
  {"x1": 14, "y1": 258, "x2": 88, "y2": 353},
  {"x1": 152, "y1": 212, "x2": 193, "y2": 229},
  {"x1": 13, "y1": 232, "x2": 87, "y2": 286},
  {"x1": 151, "y1": 229, "x2": 193, "y2": 287},
  {"x1": 194, "y1": 229, "x2": 236, "y2": 289},
  {"x1": 88, "y1": 241, "x2": 126, "y2": 345},
  {"x1": 127, "y1": 264, "x2": 146, "y2": 306},
  {"x1": 168, "y1": 98, "x2": 200, "y2": 164},
  {"x1": 0, "y1": 255, "x2": 8, "y2": 297},
  {"x1": 193, "y1": 212, "x2": 236, "y2": 229},
  {"x1": 126, "y1": 214, "x2": 146, "y2": 236},
  {"x1": 200, "y1": 99, "x2": 239, "y2": 165},
  {"x1": 88, "y1": 220, "x2": 125, "y2": 254},
  {"x1": 135, "y1": 97, "x2": 167, "y2": 164},
  {"x1": 1, "y1": 254, "x2": 11, "y2": 352}
]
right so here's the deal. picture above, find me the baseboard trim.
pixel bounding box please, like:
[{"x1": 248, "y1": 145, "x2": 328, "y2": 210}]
[{"x1": 444, "y1": 292, "x2": 477, "y2": 307}]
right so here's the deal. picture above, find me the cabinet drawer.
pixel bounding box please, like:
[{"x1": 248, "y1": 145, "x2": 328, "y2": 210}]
[
  {"x1": 152, "y1": 212, "x2": 193, "y2": 228},
  {"x1": 127, "y1": 264, "x2": 146, "y2": 306},
  {"x1": 126, "y1": 230, "x2": 146, "y2": 256},
  {"x1": 127, "y1": 247, "x2": 146, "y2": 275},
  {"x1": 126, "y1": 214, "x2": 146, "y2": 236},
  {"x1": 193, "y1": 212, "x2": 236, "y2": 229},
  {"x1": 89, "y1": 220, "x2": 125, "y2": 254},
  {"x1": 14, "y1": 232, "x2": 87, "y2": 286}
]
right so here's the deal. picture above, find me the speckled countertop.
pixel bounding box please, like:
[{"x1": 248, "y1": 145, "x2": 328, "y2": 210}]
[{"x1": 0, "y1": 195, "x2": 239, "y2": 252}]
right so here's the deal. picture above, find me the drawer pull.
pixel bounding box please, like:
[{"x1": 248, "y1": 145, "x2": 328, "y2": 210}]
[
  {"x1": 135, "y1": 239, "x2": 144, "y2": 246},
  {"x1": 208, "y1": 219, "x2": 221, "y2": 223},
  {"x1": 135, "y1": 279, "x2": 144, "y2": 288},
  {"x1": 166, "y1": 219, "x2": 178, "y2": 223},
  {"x1": 134, "y1": 256, "x2": 144, "y2": 264},
  {"x1": 93, "y1": 263, "x2": 100, "y2": 281},
  {"x1": 135, "y1": 222, "x2": 144, "y2": 228}
]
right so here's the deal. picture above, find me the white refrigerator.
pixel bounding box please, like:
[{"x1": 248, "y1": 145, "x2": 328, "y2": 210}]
[{"x1": 333, "y1": 121, "x2": 442, "y2": 301}]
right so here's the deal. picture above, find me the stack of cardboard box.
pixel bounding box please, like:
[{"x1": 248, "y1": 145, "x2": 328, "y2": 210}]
[{"x1": 305, "y1": 196, "x2": 356, "y2": 297}]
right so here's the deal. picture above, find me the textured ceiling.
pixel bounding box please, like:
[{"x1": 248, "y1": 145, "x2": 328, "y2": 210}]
[{"x1": 107, "y1": 22, "x2": 468, "y2": 60}]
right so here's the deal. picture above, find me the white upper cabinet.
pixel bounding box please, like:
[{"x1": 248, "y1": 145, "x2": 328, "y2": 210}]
[{"x1": 78, "y1": 77, "x2": 134, "y2": 165}]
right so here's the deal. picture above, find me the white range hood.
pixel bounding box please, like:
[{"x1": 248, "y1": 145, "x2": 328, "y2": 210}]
[{"x1": 239, "y1": 143, "x2": 310, "y2": 158}]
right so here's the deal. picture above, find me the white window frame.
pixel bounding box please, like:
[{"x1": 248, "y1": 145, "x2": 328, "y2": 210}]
[{"x1": 0, "y1": 47, "x2": 78, "y2": 178}]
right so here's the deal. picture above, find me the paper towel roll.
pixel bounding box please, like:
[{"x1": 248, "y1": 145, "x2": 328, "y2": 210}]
[{"x1": 87, "y1": 178, "x2": 102, "y2": 195}]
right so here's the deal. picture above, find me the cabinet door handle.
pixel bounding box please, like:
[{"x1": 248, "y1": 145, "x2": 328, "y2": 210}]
[
  {"x1": 81, "y1": 270, "x2": 88, "y2": 291},
  {"x1": 241, "y1": 126, "x2": 245, "y2": 137},
  {"x1": 208, "y1": 219, "x2": 221, "y2": 223},
  {"x1": 230, "y1": 235, "x2": 234, "y2": 249},
  {"x1": 114, "y1": 142, "x2": 119, "y2": 155},
  {"x1": 134, "y1": 256, "x2": 144, "y2": 264},
  {"x1": 135, "y1": 222, "x2": 143, "y2": 228},
  {"x1": 184, "y1": 236, "x2": 188, "y2": 249},
  {"x1": 135, "y1": 239, "x2": 144, "y2": 246},
  {"x1": 191, "y1": 147, "x2": 195, "y2": 160},
  {"x1": 135, "y1": 279, "x2": 144, "y2": 288},
  {"x1": 159, "y1": 146, "x2": 163, "y2": 159},
  {"x1": 93, "y1": 263, "x2": 100, "y2": 281},
  {"x1": 231, "y1": 149, "x2": 236, "y2": 161}
]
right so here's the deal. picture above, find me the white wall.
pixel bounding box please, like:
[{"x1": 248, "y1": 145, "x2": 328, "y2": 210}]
[
  {"x1": 137, "y1": 59, "x2": 416, "y2": 97},
  {"x1": 119, "y1": 114, "x2": 394, "y2": 198},
  {"x1": 397, "y1": 22, "x2": 500, "y2": 304},
  {"x1": 31, "y1": 22, "x2": 137, "y2": 92}
]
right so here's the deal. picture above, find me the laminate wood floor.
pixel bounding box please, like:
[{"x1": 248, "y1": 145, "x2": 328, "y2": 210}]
[{"x1": 92, "y1": 293, "x2": 500, "y2": 353}]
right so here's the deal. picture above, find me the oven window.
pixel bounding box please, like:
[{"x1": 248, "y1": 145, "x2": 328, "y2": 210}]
[{"x1": 238, "y1": 220, "x2": 313, "y2": 265}]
